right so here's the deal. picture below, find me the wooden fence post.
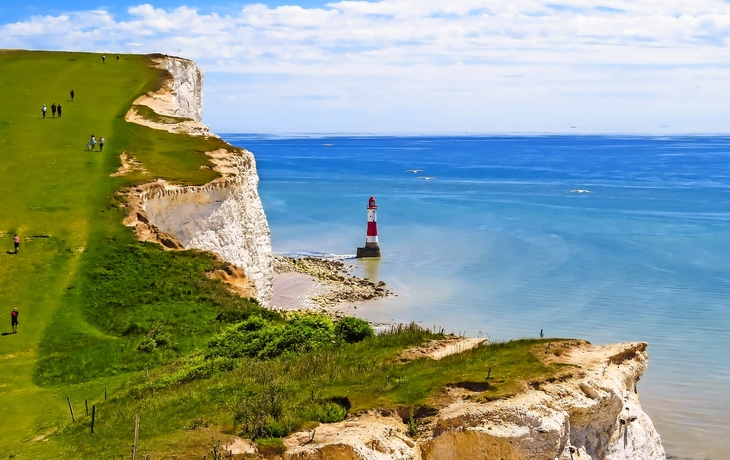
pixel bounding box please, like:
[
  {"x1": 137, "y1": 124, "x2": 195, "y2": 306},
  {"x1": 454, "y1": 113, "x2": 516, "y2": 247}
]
[
  {"x1": 67, "y1": 397, "x2": 75, "y2": 422},
  {"x1": 85, "y1": 399, "x2": 89, "y2": 415},
  {"x1": 91, "y1": 405, "x2": 96, "y2": 434},
  {"x1": 132, "y1": 409, "x2": 140, "y2": 460}
]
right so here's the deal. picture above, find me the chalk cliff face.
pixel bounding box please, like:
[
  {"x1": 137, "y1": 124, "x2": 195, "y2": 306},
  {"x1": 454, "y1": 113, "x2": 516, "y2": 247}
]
[
  {"x1": 158, "y1": 57, "x2": 204, "y2": 122},
  {"x1": 123, "y1": 56, "x2": 274, "y2": 305},
  {"x1": 141, "y1": 149, "x2": 274, "y2": 306},
  {"x1": 125, "y1": 55, "x2": 213, "y2": 137},
  {"x1": 283, "y1": 342, "x2": 665, "y2": 460}
]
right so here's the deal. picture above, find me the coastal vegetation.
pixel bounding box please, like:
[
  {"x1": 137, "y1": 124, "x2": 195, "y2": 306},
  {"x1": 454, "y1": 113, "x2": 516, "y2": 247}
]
[{"x1": 0, "y1": 50, "x2": 570, "y2": 459}]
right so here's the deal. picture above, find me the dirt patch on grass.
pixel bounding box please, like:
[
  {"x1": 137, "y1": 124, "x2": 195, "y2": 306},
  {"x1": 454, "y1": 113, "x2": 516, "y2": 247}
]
[
  {"x1": 207, "y1": 264, "x2": 257, "y2": 299},
  {"x1": 398, "y1": 336, "x2": 488, "y2": 362},
  {"x1": 111, "y1": 152, "x2": 148, "y2": 177},
  {"x1": 535, "y1": 339, "x2": 649, "y2": 373}
]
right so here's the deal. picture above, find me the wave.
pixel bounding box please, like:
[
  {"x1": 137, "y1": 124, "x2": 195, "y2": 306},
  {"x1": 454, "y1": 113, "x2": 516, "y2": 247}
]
[{"x1": 277, "y1": 251, "x2": 357, "y2": 260}]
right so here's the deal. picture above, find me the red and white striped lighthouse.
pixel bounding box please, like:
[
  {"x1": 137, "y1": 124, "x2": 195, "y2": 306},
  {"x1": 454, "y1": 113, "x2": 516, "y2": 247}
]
[{"x1": 356, "y1": 196, "x2": 382, "y2": 258}]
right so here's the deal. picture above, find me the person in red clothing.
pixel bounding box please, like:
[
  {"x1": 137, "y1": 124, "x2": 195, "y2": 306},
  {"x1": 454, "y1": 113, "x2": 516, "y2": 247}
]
[
  {"x1": 11, "y1": 309, "x2": 18, "y2": 334},
  {"x1": 13, "y1": 235, "x2": 19, "y2": 254}
]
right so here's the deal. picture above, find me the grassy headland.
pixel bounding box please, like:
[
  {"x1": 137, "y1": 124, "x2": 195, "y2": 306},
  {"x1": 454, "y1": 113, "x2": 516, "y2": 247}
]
[{"x1": 0, "y1": 50, "x2": 571, "y2": 459}]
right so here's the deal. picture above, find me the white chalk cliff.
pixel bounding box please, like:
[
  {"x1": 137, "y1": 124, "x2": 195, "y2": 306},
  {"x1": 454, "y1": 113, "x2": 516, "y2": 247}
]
[
  {"x1": 122, "y1": 56, "x2": 273, "y2": 305},
  {"x1": 283, "y1": 342, "x2": 665, "y2": 460}
]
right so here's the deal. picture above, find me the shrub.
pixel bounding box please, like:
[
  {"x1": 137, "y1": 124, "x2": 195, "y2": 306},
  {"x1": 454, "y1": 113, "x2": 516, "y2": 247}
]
[
  {"x1": 335, "y1": 317, "x2": 374, "y2": 343},
  {"x1": 234, "y1": 381, "x2": 292, "y2": 440},
  {"x1": 137, "y1": 336, "x2": 157, "y2": 352},
  {"x1": 137, "y1": 322, "x2": 176, "y2": 352},
  {"x1": 206, "y1": 313, "x2": 339, "y2": 360},
  {"x1": 302, "y1": 401, "x2": 348, "y2": 423}
]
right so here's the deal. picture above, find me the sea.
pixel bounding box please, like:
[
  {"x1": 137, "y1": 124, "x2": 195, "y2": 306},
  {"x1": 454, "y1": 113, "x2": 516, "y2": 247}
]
[{"x1": 223, "y1": 134, "x2": 730, "y2": 460}]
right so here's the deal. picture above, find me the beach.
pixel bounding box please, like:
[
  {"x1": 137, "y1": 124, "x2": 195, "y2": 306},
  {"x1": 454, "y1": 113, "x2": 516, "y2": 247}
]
[{"x1": 271, "y1": 255, "x2": 393, "y2": 317}]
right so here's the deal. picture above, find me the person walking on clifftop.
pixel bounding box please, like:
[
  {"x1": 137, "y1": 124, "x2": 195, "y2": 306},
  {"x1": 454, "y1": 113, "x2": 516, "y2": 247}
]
[
  {"x1": 13, "y1": 235, "x2": 19, "y2": 254},
  {"x1": 90, "y1": 135, "x2": 96, "y2": 152},
  {"x1": 11, "y1": 308, "x2": 18, "y2": 334},
  {"x1": 99, "y1": 137, "x2": 105, "y2": 152},
  {"x1": 51, "y1": 103, "x2": 57, "y2": 117},
  {"x1": 41, "y1": 104, "x2": 47, "y2": 118},
  {"x1": 70, "y1": 89, "x2": 74, "y2": 102}
]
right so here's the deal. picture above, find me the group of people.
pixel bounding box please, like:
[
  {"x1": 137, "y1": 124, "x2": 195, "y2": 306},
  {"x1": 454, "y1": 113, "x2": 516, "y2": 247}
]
[
  {"x1": 41, "y1": 89, "x2": 108, "y2": 152},
  {"x1": 87, "y1": 135, "x2": 106, "y2": 152},
  {"x1": 41, "y1": 89, "x2": 74, "y2": 118},
  {"x1": 41, "y1": 103, "x2": 62, "y2": 118}
]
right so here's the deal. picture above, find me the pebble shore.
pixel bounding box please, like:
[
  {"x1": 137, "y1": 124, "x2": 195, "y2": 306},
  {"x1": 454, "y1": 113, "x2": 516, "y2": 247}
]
[{"x1": 273, "y1": 255, "x2": 393, "y2": 316}]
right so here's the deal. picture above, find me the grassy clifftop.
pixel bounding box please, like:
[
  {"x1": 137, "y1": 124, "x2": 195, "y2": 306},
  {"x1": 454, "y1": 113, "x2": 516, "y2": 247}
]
[
  {"x1": 0, "y1": 51, "x2": 570, "y2": 459},
  {"x1": 0, "y1": 50, "x2": 255, "y2": 457}
]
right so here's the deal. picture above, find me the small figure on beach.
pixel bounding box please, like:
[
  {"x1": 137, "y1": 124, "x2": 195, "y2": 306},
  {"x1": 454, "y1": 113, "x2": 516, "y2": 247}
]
[
  {"x1": 70, "y1": 89, "x2": 74, "y2": 102},
  {"x1": 57, "y1": 104, "x2": 62, "y2": 117},
  {"x1": 41, "y1": 104, "x2": 47, "y2": 118},
  {"x1": 51, "y1": 103, "x2": 57, "y2": 117},
  {"x1": 11, "y1": 308, "x2": 18, "y2": 334},
  {"x1": 99, "y1": 137, "x2": 105, "y2": 152},
  {"x1": 90, "y1": 135, "x2": 96, "y2": 151},
  {"x1": 102, "y1": 55, "x2": 106, "y2": 63},
  {"x1": 13, "y1": 235, "x2": 19, "y2": 254}
]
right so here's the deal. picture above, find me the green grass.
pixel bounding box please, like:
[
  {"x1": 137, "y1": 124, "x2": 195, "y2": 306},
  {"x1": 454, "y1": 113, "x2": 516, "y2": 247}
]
[
  {"x1": 0, "y1": 50, "x2": 576, "y2": 459},
  {"x1": 36, "y1": 333, "x2": 571, "y2": 458},
  {"x1": 0, "y1": 50, "x2": 255, "y2": 458}
]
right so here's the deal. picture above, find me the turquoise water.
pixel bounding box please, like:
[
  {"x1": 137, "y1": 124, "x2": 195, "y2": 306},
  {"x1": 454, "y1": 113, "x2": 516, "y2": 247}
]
[{"x1": 224, "y1": 134, "x2": 730, "y2": 459}]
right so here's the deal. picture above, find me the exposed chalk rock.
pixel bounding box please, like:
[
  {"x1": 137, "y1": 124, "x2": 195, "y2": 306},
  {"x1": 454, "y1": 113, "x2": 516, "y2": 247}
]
[
  {"x1": 283, "y1": 342, "x2": 665, "y2": 460},
  {"x1": 142, "y1": 150, "x2": 273, "y2": 305},
  {"x1": 125, "y1": 55, "x2": 213, "y2": 137},
  {"x1": 158, "y1": 56, "x2": 204, "y2": 122}
]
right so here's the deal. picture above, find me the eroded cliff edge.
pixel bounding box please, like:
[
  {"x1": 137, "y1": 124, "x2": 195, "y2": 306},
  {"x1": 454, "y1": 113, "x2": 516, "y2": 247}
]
[
  {"x1": 121, "y1": 55, "x2": 274, "y2": 305},
  {"x1": 282, "y1": 342, "x2": 665, "y2": 460}
]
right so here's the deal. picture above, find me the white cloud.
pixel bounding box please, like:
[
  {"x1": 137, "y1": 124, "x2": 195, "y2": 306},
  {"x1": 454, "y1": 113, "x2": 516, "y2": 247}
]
[{"x1": 3, "y1": 1, "x2": 730, "y2": 132}]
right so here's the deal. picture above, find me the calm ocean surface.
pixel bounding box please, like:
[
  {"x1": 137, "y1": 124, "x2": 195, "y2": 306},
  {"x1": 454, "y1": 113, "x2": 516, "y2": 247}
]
[{"x1": 224, "y1": 134, "x2": 730, "y2": 460}]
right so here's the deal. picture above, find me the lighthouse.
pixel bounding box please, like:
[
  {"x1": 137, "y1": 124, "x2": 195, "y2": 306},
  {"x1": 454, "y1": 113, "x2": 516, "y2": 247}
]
[{"x1": 356, "y1": 196, "x2": 381, "y2": 258}]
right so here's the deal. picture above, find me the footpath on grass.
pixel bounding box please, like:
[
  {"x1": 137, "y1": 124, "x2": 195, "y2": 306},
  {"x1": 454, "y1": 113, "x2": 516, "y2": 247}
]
[{"x1": 0, "y1": 50, "x2": 223, "y2": 458}]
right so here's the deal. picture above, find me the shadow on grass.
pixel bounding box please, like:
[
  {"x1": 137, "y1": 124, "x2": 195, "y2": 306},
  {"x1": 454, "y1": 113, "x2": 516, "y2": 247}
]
[{"x1": 2, "y1": 332, "x2": 16, "y2": 336}]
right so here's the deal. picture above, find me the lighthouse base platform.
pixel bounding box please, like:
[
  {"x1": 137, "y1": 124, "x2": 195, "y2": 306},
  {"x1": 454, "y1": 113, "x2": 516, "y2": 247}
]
[{"x1": 356, "y1": 243, "x2": 381, "y2": 258}]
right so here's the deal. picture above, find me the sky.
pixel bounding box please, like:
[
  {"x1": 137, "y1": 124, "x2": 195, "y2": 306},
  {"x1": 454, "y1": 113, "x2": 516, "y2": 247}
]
[{"x1": 2, "y1": 1, "x2": 730, "y2": 134}]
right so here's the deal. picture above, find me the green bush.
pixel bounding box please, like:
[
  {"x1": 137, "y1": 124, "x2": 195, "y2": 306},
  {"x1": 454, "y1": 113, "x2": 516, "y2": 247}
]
[
  {"x1": 137, "y1": 336, "x2": 157, "y2": 352},
  {"x1": 335, "y1": 317, "x2": 374, "y2": 343},
  {"x1": 302, "y1": 401, "x2": 348, "y2": 423},
  {"x1": 206, "y1": 313, "x2": 339, "y2": 360}
]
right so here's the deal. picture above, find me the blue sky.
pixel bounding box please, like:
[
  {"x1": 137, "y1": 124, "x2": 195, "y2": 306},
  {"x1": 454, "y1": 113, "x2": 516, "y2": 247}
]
[{"x1": 2, "y1": 0, "x2": 730, "y2": 134}]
